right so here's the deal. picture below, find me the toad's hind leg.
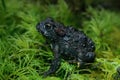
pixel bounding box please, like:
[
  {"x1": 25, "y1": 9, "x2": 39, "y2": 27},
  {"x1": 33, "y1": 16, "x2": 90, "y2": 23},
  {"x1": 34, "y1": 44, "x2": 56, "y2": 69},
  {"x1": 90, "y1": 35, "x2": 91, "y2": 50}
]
[
  {"x1": 77, "y1": 52, "x2": 95, "y2": 68},
  {"x1": 84, "y1": 52, "x2": 95, "y2": 63},
  {"x1": 77, "y1": 58, "x2": 86, "y2": 68}
]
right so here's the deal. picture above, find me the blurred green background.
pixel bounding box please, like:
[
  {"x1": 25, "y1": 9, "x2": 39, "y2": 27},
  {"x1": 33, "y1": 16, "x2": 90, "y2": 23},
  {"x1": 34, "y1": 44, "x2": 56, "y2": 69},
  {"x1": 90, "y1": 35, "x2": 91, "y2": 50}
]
[{"x1": 0, "y1": 0, "x2": 120, "y2": 80}]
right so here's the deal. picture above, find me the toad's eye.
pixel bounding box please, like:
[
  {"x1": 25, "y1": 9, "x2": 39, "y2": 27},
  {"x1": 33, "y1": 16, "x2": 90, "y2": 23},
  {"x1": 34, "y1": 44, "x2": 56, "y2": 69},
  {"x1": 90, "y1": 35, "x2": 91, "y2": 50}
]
[{"x1": 44, "y1": 24, "x2": 51, "y2": 29}]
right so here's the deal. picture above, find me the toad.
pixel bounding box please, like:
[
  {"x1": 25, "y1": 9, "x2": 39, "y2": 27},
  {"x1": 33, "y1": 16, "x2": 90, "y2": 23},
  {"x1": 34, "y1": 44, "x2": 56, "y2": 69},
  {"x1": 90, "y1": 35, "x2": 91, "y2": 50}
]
[{"x1": 36, "y1": 18, "x2": 95, "y2": 77}]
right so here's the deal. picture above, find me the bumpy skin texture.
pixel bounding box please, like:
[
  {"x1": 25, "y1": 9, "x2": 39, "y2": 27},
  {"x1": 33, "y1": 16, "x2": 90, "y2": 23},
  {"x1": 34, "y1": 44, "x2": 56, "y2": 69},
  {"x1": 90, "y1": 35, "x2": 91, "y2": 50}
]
[{"x1": 36, "y1": 18, "x2": 95, "y2": 77}]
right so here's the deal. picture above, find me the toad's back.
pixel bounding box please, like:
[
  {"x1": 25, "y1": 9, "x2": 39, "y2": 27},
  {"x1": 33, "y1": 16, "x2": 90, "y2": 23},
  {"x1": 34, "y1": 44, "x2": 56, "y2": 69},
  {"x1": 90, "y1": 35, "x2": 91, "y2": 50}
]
[{"x1": 56, "y1": 26, "x2": 95, "y2": 59}]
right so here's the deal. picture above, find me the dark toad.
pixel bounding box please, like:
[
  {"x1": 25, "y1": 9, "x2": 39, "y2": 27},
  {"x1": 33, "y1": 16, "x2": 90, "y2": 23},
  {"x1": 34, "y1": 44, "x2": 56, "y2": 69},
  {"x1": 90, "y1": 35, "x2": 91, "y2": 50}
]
[{"x1": 36, "y1": 18, "x2": 95, "y2": 77}]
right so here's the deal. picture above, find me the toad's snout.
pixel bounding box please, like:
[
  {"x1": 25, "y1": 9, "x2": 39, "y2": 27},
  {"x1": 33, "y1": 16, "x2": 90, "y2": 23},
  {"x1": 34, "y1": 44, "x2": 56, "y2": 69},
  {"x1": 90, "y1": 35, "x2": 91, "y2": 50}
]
[{"x1": 36, "y1": 23, "x2": 41, "y2": 31}]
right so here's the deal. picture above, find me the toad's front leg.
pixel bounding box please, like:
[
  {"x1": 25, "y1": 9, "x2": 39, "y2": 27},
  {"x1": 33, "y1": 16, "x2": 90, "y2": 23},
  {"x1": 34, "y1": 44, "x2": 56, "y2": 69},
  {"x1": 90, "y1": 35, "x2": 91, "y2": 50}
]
[{"x1": 44, "y1": 44, "x2": 61, "y2": 77}]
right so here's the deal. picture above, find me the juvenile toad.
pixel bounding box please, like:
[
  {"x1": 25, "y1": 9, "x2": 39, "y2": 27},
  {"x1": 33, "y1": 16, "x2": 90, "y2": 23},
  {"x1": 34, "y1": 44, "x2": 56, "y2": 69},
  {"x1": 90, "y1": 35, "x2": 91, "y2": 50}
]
[{"x1": 36, "y1": 18, "x2": 95, "y2": 77}]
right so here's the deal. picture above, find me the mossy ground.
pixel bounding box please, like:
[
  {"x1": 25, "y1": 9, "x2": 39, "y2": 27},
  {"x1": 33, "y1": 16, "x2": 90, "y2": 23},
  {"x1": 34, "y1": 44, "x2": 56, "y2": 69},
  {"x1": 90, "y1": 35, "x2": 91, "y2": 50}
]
[{"x1": 0, "y1": 0, "x2": 120, "y2": 80}]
